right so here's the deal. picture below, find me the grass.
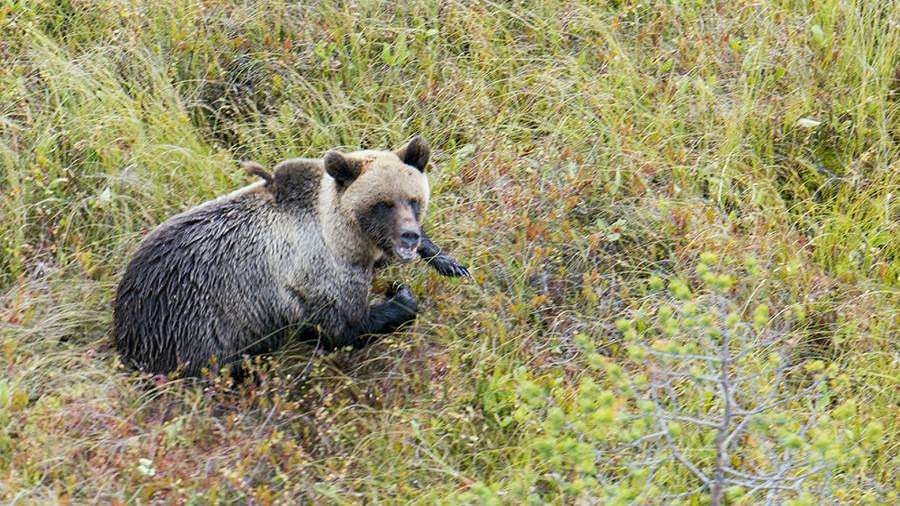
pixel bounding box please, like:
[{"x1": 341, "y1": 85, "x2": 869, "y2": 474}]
[{"x1": 1, "y1": 0, "x2": 897, "y2": 503}]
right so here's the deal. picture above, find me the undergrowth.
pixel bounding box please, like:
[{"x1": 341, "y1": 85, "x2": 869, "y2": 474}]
[{"x1": 1, "y1": 0, "x2": 897, "y2": 504}]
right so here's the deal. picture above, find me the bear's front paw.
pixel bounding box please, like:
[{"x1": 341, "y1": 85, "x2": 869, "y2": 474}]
[
  {"x1": 427, "y1": 254, "x2": 470, "y2": 278},
  {"x1": 389, "y1": 283, "x2": 418, "y2": 317}
]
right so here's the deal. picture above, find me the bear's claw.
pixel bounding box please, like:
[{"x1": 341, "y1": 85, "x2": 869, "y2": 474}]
[{"x1": 427, "y1": 254, "x2": 470, "y2": 278}]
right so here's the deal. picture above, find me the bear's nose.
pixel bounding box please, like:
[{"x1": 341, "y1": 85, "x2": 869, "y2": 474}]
[{"x1": 399, "y1": 231, "x2": 420, "y2": 248}]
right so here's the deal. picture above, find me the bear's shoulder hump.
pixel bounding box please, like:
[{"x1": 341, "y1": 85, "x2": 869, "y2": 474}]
[{"x1": 270, "y1": 158, "x2": 324, "y2": 206}]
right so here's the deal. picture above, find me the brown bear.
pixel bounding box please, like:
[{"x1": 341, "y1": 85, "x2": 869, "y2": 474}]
[{"x1": 113, "y1": 136, "x2": 467, "y2": 376}]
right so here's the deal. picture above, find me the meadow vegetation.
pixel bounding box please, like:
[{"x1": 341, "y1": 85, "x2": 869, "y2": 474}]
[{"x1": 0, "y1": 0, "x2": 897, "y2": 503}]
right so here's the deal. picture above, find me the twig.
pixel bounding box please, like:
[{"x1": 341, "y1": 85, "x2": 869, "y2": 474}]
[{"x1": 710, "y1": 329, "x2": 732, "y2": 506}]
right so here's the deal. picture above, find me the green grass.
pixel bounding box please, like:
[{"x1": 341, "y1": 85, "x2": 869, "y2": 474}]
[{"x1": 1, "y1": 0, "x2": 897, "y2": 503}]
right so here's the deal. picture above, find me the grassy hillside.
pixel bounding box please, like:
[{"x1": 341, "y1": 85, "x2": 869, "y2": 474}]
[{"x1": 1, "y1": 0, "x2": 897, "y2": 503}]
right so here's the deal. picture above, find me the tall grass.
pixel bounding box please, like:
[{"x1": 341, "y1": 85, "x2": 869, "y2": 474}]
[{"x1": 1, "y1": 0, "x2": 897, "y2": 503}]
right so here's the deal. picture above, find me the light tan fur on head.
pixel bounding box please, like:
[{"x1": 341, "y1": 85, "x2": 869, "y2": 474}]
[
  {"x1": 338, "y1": 150, "x2": 430, "y2": 220},
  {"x1": 319, "y1": 136, "x2": 432, "y2": 264}
]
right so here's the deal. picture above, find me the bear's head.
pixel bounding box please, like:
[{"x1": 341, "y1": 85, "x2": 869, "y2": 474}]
[{"x1": 325, "y1": 136, "x2": 431, "y2": 262}]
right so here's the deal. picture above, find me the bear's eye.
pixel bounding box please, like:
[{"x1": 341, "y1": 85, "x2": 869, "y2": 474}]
[
  {"x1": 375, "y1": 201, "x2": 394, "y2": 212},
  {"x1": 408, "y1": 199, "x2": 420, "y2": 214}
]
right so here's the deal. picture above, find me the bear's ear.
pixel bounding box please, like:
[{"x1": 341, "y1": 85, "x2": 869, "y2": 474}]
[
  {"x1": 396, "y1": 135, "x2": 430, "y2": 172},
  {"x1": 324, "y1": 150, "x2": 362, "y2": 186}
]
